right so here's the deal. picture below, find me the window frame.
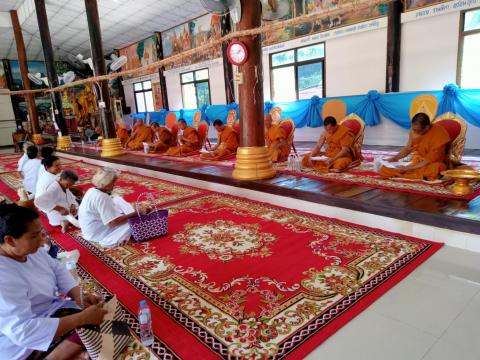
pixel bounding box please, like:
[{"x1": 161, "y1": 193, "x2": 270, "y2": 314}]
[
  {"x1": 269, "y1": 43, "x2": 326, "y2": 102},
  {"x1": 133, "y1": 80, "x2": 154, "y2": 113},
  {"x1": 457, "y1": 7, "x2": 480, "y2": 86},
  {"x1": 180, "y1": 68, "x2": 212, "y2": 109}
]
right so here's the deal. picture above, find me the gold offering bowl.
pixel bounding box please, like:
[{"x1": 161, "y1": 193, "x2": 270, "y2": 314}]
[{"x1": 442, "y1": 169, "x2": 480, "y2": 196}]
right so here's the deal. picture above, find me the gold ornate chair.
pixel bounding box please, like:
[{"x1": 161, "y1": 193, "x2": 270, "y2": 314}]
[
  {"x1": 432, "y1": 112, "x2": 467, "y2": 162},
  {"x1": 226, "y1": 109, "x2": 236, "y2": 128},
  {"x1": 193, "y1": 110, "x2": 202, "y2": 128},
  {"x1": 409, "y1": 94, "x2": 438, "y2": 121},
  {"x1": 270, "y1": 106, "x2": 282, "y2": 125},
  {"x1": 322, "y1": 99, "x2": 347, "y2": 122},
  {"x1": 197, "y1": 121, "x2": 209, "y2": 150},
  {"x1": 339, "y1": 113, "x2": 365, "y2": 167},
  {"x1": 165, "y1": 113, "x2": 178, "y2": 144},
  {"x1": 279, "y1": 117, "x2": 297, "y2": 155}
]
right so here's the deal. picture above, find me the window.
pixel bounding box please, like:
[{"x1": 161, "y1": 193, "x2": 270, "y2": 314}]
[
  {"x1": 181, "y1": 69, "x2": 211, "y2": 109},
  {"x1": 134, "y1": 80, "x2": 154, "y2": 113},
  {"x1": 270, "y1": 43, "x2": 325, "y2": 102},
  {"x1": 458, "y1": 8, "x2": 480, "y2": 88}
]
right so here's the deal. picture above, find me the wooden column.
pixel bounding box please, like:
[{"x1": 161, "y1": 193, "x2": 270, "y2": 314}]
[
  {"x1": 232, "y1": 0, "x2": 275, "y2": 180},
  {"x1": 222, "y1": 14, "x2": 235, "y2": 104},
  {"x1": 34, "y1": 0, "x2": 69, "y2": 141},
  {"x1": 10, "y1": 10, "x2": 40, "y2": 138},
  {"x1": 84, "y1": 0, "x2": 123, "y2": 157},
  {"x1": 157, "y1": 33, "x2": 169, "y2": 110},
  {"x1": 385, "y1": 0, "x2": 402, "y2": 92}
]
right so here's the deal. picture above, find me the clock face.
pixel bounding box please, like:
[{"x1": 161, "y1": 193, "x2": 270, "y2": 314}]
[{"x1": 228, "y1": 42, "x2": 248, "y2": 65}]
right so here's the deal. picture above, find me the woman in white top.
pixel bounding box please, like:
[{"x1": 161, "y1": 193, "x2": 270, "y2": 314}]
[
  {"x1": 17, "y1": 141, "x2": 33, "y2": 172},
  {"x1": 35, "y1": 155, "x2": 62, "y2": 197},
  {"x1": 78, "y1": 168, "x2": 141, "y2": 247},
  {"x1": 0, "y1": 204, "x2": 106, "y2": 360},
  {"x1": 35, "y1": 170, "x2": 80, "y2": 233},
  {"x1": 19, "y1": 145, "x2": 42, "y2": 195}
]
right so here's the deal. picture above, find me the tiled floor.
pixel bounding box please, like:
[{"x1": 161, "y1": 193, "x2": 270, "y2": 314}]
[{"x1": 306, "y1": 246, "x2": 480, "y2": 360}]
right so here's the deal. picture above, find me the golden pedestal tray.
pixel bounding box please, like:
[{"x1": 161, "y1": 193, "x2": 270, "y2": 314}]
[{"x1": 442, "y1": 169, "x2": 480, "y2": 196}]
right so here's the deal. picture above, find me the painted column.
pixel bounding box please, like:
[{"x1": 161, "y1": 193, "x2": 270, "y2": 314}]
[
  {"x1": 34, "y1": 0, "x2": 71, "y2": 150},
  {"x1": 232, "y1": 0, "x2": 276, "y2": 180},
  {"x1": 84, "y1": 0, "x2": 124, "y2": 157},
  {"x1": 10, "y1": 10, "x2": 41, "y2": 141}
]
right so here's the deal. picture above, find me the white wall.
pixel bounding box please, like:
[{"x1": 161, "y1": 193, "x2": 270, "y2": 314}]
[
  {"x1": 0, "y1": 90, "x2": 16, "y2": 146},
  {"x1": 262, "y1": 18, "x2": 388, "y2": 100},
  {"x1": 164, "y1": 58, "x2": 226, "y2": 110},
  {"x1": 326, "y1": 27, "x2": 387, "y2": 96},
  {"x1": 400, "y1": 12, "x2": 460, "y2": 91}
]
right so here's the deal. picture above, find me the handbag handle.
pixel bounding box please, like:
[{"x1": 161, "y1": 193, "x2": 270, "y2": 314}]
[{"x1": 135, "y1": 192, "x2": 160, "y2": 219}]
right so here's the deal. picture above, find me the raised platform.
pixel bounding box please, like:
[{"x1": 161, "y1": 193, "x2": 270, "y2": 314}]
[{"x1": 60, "y1": 145, "x2": 480, "y2": 240}]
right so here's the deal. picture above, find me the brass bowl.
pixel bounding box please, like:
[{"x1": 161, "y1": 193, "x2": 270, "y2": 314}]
[{"x1": 442, "y1": 169, "x2": 480, "y2": 196}]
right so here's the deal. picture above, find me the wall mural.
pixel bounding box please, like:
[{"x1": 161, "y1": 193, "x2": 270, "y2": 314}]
[
  {"x1": 404, "y1": 0, "x2": 447, "y2": 11},
  {"x1": 119, "y1": 34, "x2": 160, "y2": 78},
  {"x1": 263, "y1": 0, "x2": 390, "y2": 46},
  {"x1": 0, "y1": 62, "x2": 7, "y2": 89},
  {"x1": 161, "y1": 13, "x2": 222, "y2": 69}
]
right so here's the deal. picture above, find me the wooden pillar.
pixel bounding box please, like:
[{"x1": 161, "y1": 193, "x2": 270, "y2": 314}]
[
  {"x1": 385, "y1": 0, "x2": 402, "y2": 92},
  {"x1": 10, "y1": 10, "x2": 40, "y2": 138},
  {"x1": 34, "y1": 0, "x2": 69, "y2": 144},
  {"x1": 84, "y1": 0, "x2": 124, "y2": 157},
  {"x1": 232, "y1": 0, "x2": 275, "y2": 180},
  {"x1": 157, "y1": 33, "x2": 169, "y2": 110},
  {"x1": 222, "y1": 14, "x2": 235, "y2": 104}
]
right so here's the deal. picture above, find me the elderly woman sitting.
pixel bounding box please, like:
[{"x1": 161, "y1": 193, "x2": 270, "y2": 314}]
[
  {"x1": 35, "y1": 170, "x2": 80, "y2": 233},
  {"x1": 78, "y1": 168, "x2": 141, "y2": 247},
  {"x1": 0, "y1": 204, "x2": 107, "y2": 360}
]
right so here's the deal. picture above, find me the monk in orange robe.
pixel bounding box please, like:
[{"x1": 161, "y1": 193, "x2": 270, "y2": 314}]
[
  {"x1": 302, "y1": 116, "x2": 357, "y2": 173},
  {"x1": 125, "y1": 118, "x2": 152, "y2": 150},
  {"x1": 116, "y1": 123, "x2": 130, "y2": 147},
  {"x1": 379, "y1": 112, "x2": 451, "y2": 180},
  {"x1": 201, "y1": 119, "x2": 238, "y2": 160},
  {"x1": 264, "y1": 114, "x2": 290, "y2": 163},
  {"x1": 148, "y1": 122, "x2": 174, "y2": 153},
  {"x1": 165, "y1": 119, "x2": 201, "y2": 157}
]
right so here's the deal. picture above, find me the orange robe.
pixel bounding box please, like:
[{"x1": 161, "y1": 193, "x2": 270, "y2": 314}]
[
  {"x1": 116, "y1": 125, "x2": 129, "y2": 147},
  {"x1": 379, "y1": 124, "x2": 450, "y2": 180},
  {"x1": 302, "y1": 125, "x2": 356, "y2": 173},
  {"x1": 266, "y1": 125, "x2": 290, "y2": 162},
  {"x1": 165, "y1": 126, "x2": 201, "y2": 157},
  {"x1": 150, "y1": 127, "x2": 174, "y2": 153},
  {"x1": 201, "y1": 126, "x2": 238, "y2": 160},
  {"x1": 126, "y1": 124, "x2": 153, "y2": 150}
]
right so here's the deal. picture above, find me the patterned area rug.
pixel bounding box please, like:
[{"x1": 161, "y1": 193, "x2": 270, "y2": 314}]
[
  {"x1": 0, "y1": 157, "x2": 442, "y2": 360},
  {"x1": 125, "y1": 148, "x2": 480, "y2": 200},
  {"x1": 0, "y1": 159, "x2": 207, "y2": 207}
]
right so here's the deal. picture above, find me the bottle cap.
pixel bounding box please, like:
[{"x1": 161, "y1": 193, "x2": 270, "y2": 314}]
[{"x1": 140, "y1": 300, "x2": 147, "y2": 306}]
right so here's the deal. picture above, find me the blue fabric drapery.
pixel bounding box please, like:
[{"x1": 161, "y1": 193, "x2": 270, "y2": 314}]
[{"x1": 131, "y1": 85, "x2": 480, "y2": 130}]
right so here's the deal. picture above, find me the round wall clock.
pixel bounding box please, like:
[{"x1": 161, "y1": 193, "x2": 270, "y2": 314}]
[{"x1": 227, "y1": 41, "x2": 249, "y2": 66}]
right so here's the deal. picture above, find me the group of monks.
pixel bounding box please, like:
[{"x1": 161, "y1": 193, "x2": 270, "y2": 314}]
[
  {"x1": 114, "y1": 110, "x2": 455, "y2": 181},
  {"x1": 115, "y1": 117, "x2": 239, "y2": 160},
  {"x1": 265, "y1": 111, "x2": 456, "y2": 181}
]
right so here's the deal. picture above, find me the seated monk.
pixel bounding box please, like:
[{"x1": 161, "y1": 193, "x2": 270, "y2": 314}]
[
  {"x1": 379, "y1": 112, "x2": 451, "y2": 180},
  {"x1": 302, "y1": 116, "x2": 356, "y2": 173},
  {"x1": 116, "y1": 123, "x2": 129, "y2": 147},
  {"x1": 148, "y1": 122, "x2": 174, "y2": 153},
  {"x1": 124, "y1": 118, "x2": 152, "y2": 150},
  {"x1": 165, "y1": 119, "x2": 201, "y2": 157},
  {"x1": 200, "y1": 119, "x2": 238, "y2": 160},
  {"x1": 264, "y1": 114, "x2": 290, "y2": 163}
]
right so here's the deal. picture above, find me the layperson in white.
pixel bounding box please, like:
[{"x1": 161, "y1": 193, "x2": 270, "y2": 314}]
[
  {"x1": 37, "y1": 146, "x2": 56, "y2": 179},
  {"x1": 0, "y1": 204, "x2": 106, "y2": 360},
  {"x1": 35, "y1": 170, "x2": 80, "y2": 232},
  {"x1": 19, "y1": 145, "x2": 42, "y2": 195},
  {"x1": 78, "y1": 167, "x2": 141, "y2": 247},
  {"x1": 35, "y1": 155, "x2": 62, "y2": 197},
  {"x1": 17, "y1": 141, "x2": 33, "y2": 172}
]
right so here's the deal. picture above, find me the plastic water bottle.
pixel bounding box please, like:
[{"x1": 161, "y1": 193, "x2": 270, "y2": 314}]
[{"x1": 138, "y1": 300, "x2": 154, "y2": 346}]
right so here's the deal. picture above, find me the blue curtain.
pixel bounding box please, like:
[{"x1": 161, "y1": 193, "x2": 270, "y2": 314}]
[{"x1": 130, "y1": 85, "x2": 480, "y2": 129}]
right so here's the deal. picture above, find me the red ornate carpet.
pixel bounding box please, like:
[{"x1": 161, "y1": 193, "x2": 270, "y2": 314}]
[
  {"x1": 113, "y1": 148, "x2": 480, "y2": 200},
  {"x1": 0, "y1": 159, "x2": 442, "y2": 359}
]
